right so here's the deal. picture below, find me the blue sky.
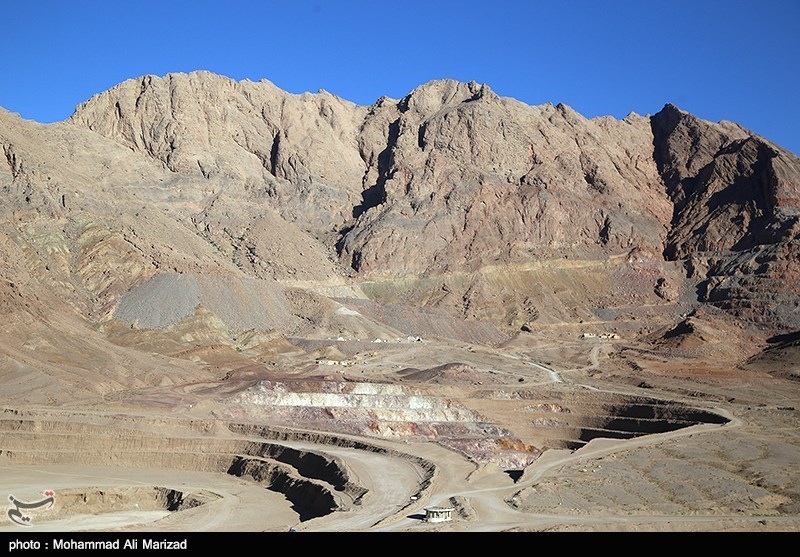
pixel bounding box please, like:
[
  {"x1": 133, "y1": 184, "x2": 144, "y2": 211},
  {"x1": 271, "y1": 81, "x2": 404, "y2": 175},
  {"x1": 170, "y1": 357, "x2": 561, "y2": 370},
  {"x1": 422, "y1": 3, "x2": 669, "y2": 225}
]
[{"x1": 1, "y1": 0, "x2": 798, "y2": 154}]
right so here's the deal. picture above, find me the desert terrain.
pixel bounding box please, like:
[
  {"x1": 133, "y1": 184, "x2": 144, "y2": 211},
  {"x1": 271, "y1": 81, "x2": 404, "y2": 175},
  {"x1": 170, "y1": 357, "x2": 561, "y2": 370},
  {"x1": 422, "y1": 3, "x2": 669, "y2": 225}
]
[{"x1": 0, "y1": 72, "x2": 798, "y2": 533}]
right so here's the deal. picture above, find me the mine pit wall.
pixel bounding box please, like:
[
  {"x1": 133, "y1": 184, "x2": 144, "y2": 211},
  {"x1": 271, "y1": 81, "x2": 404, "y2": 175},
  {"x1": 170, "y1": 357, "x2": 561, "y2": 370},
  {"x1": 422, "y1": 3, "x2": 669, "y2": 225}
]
[
  {"x1": 37, "y1": 486, "x2": 209, "y2": 520},
  {"x1": 484, "y1": 389, "x2": 730, "y2": 451},
  {"x1": 228, "y1": 457, "x2": 339, "y2": 520},
  {"x1": 0, "y1": 414, "x2": 371, "y2": 522},
  {"x1": 242, "y1": 441, "x2": 363, "y2": 498},
  {"x1": 227, "y1": 422, "x2": 439, "y2": 495},
  {"x1": 224, "y1": 380, "x2": 730, "y2": 469},
  {"x1": 0, "y1": 448, "x2": 347, "y2": 521},
  {"x1": 224, "y1": 380, "x2": 540, "y2": 468},
  {"x1": 595, "y1": 417, "x2": 701, "y2": 433},
  {"x1": 0, "y1": 408, "x2": 230, "y2": 437}
]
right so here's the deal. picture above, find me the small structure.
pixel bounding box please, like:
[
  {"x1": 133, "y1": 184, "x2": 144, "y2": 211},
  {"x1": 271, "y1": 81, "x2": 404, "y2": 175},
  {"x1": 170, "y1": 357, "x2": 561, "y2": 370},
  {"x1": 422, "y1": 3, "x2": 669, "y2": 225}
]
[
  {"x1": 315, "y1": 358, "x2": 355, "y2": 367},
  {"x1": 424, "y1": 506, "x2": 454, "y2": 523}
]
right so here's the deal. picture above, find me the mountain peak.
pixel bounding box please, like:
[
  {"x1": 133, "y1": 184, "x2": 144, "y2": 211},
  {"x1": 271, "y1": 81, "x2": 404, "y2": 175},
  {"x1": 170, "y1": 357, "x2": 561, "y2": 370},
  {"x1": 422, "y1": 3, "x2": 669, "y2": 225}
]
[{"x1": 397, "y1": 78, "x2": 497, "y2": 115}]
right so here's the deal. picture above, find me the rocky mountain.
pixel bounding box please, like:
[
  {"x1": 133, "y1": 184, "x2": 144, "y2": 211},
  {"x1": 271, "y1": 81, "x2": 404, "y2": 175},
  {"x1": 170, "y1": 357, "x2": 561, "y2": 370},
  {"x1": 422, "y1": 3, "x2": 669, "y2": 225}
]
[{"x1": 1, "y1": 70, "x2": 798, "y2": 402}]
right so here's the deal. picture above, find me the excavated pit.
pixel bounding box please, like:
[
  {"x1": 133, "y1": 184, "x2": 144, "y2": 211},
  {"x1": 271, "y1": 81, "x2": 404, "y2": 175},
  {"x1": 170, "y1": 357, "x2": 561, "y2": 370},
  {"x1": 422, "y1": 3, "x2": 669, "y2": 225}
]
[
  {"x1": 507, "y1": 390, "x2": 730, "y2": 451},
  {"x1": 0, "y1": 411, "x2": 375, "y2": 525},
  {"x1": 219, "y1": 379, "x2": 543, "y2": 469},
  {"x1": 0, "y1": 383, "x2": 730, "y2": 526},
  {"x1": 216, "y1": 379, "x2": 730, "y2": 468},
  {"x1": 0, "y1": 486, "x2": 218, "y2": 531}
]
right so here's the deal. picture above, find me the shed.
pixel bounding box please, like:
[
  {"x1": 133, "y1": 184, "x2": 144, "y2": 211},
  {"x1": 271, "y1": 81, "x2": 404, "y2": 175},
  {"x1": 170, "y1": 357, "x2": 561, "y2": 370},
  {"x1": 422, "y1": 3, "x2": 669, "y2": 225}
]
[{"x1": 424, "y1": 506, "x2": 454, "y2": 523}]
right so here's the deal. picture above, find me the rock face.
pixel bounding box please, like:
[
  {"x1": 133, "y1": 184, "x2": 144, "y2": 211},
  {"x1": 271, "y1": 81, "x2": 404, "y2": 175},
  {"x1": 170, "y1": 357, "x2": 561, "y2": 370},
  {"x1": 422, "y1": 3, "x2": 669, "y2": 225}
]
[
  {"x1": 2, "y1": 70, "x2": 799, "y2": 341},
  {"x1": 651, "y1": 104, "x2": 800, "y2": 328},
  {"x1": 68, "y1": 71, "x2": 367, "y2": 242},
  {"x1": 338, "y1": 80, "x2": 672, "y2": 277}
]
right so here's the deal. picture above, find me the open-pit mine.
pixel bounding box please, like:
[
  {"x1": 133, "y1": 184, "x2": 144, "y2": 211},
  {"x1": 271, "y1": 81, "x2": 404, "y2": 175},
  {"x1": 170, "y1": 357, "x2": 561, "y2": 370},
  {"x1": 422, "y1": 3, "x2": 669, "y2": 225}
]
[{"x1": 0, "y1": 72, "x2": 798, "y2": 532}]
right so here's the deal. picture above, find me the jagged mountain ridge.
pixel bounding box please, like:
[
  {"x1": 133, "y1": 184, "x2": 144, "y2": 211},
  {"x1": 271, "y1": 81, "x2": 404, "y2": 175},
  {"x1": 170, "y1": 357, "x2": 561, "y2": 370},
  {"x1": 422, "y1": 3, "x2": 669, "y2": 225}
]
[{"x1": 2, "y1": 70, "x2": 799, "y2": 337}]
